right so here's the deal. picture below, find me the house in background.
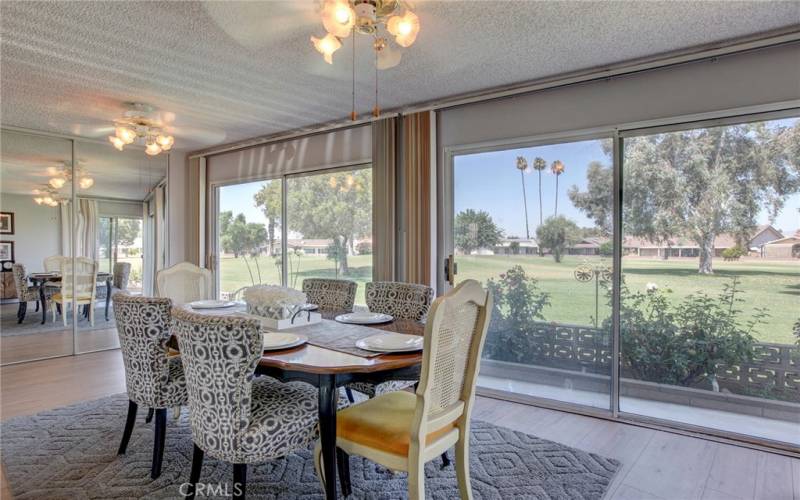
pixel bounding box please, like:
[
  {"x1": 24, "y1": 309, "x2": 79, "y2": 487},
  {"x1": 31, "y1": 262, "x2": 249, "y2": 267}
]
[
  {"x1": 567, "y1": 237, "x2": 609, "y2": 256},
  {"x1": 493, "y1": 238, "x2": 539, "y2": 255},
  {"x1": 623, "y1": 224, "x2": 784, "y2": 258},
  {"x1": 764, "y1": 230, "x2": 800, "y2": 259}
]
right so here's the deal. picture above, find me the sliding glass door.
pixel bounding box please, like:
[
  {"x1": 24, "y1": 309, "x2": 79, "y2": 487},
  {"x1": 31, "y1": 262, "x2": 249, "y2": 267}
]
[
  {"x1": 619, "y1": 116, "x2": 800, "y2": 445},
  {"x1": 213, "y1": 165, "x2": 372, "y2": 304},
  {"x1": 448, "y1": 136, "x2": 614, "y2": 409},
  {"x1": 444, "y1": 112, "x2": 799, "y2": 448}
]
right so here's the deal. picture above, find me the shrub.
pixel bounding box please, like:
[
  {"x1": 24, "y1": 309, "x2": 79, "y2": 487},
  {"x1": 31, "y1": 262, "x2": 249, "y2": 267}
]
[
  {"x1": 610, "y1": 277, "x2": 764, "y2": 389},
  {"x1": 599, "y1": 241, "x2": 613, "y2": 256},
  {"x1": 483, "y1": 266, "x2": 551, "y2": 363},
  {"x1": 355, "y1": 241, "x2": 372, "y2": 255},
  {"x1": 721, "y1": 246, "x2": 746, "y2": 260}
]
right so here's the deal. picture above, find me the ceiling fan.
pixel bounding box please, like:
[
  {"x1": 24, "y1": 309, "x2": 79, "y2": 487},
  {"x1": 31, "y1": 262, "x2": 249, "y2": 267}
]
[{"x1": 67, "y1": 102, "x2": 227, "y2": 153}]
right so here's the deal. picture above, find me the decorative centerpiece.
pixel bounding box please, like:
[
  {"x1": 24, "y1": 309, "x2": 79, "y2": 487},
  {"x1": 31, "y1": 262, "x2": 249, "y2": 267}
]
[{"x1": 243, "y1": 285, "x2": 320, "y2": 330}]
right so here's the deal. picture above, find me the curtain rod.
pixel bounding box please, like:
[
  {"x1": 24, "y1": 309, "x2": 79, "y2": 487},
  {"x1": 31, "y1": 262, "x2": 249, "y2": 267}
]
[{"x1": 187, "y1": 28, "x2": 800, "y2": 160}]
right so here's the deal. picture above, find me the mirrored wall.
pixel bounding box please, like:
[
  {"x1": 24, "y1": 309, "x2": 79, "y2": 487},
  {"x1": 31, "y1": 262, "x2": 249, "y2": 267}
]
[{"x1": 0, "y1": 129, "x2": 168, "y2": 364}]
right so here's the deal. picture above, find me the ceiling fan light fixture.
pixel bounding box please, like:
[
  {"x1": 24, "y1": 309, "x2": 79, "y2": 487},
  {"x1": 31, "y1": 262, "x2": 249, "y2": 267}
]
[
  {"x1": 322, "y1": 0, "x2": 355, "y2": 38},
  {"x1": 108, "y1": 135, "x2": 126, "y2": 151},
  {"x1": 79, "y1": 177, "x2": 95, "y2": 189},
  {"x1": 387, "y1": 10, "x2": 419, "y2": 47},
  {"x1": 49, "y1": 177, "x2": 66, "y2": 189},
  {"x1": 156, "y1": 134, "x2": 174, "y2": 150},
  {"x1": 115, "y1": 125, "x2": 137, "y2": 145},
  {"x1": 311, "y1": 33, "x2": 342, "y2": 64},
  {"x1": 34, "y1": 197, "x2": 44, "y2": 205},
  {"x1": 145, "y1": 139, "x2": 162, "y2": 156}
]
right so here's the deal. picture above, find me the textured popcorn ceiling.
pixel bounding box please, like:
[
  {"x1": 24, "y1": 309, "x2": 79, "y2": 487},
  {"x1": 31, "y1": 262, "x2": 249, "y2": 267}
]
[{"x1": 1, "y1": 1, "x2": 798, "y2": 151}]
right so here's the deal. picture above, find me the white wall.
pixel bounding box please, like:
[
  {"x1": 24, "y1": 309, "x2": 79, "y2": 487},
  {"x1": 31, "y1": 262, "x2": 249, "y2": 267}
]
[{"x1": 0, "y1": 193, "x2": 62, "y2": 272}]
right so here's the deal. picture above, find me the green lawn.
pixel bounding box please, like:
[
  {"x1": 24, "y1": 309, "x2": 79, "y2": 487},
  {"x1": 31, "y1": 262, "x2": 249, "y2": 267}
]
[
  {"x1": 97, "y1": 256, "x2": 143, "y2": 291},
  {"x1": 220, "y1": 254, "x2": 373, "y2": 304},
  {"x1": 220, "y1": 254, "x2": 799, "y2": 344},
  {"x1": 456, "y1": 255, "x2": 799, "y2": 345}
]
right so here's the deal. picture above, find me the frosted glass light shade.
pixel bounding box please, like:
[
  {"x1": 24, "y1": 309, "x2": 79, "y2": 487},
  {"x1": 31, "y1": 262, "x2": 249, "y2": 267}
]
[
  {"x1": 387, "y1": 11, "x2": 419, "y2": 47},
  {"x1": 311, "y1": 33, "x2": 342, "y2": 64},
  {"x1": 322, "y1": 0, "x2": 354, "y2": 38}
]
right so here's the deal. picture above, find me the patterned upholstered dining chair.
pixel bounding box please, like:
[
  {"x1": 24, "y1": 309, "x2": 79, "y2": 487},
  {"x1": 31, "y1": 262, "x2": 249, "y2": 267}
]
[
  {"x1": 347, "y1": 281, "x2": 434, "y2": 399},
  {"x1": 173, "y1": 308, "x2": 321, "y2": 500},
  {"x1": 11, "y1": 264, "x2": 40, "y2": 324},
  {"x1": 113, "y1": 293, "x2": 188, "y2": 479},
  {"x1": 96, "y1": 261, "x2": 131, "y2": 300},
  {"x1": 315, "y1": 280, "x2": 492, "y2": 500},
  {"x1": 302, "y1": 278, "x2": 357, "y2": 313}
]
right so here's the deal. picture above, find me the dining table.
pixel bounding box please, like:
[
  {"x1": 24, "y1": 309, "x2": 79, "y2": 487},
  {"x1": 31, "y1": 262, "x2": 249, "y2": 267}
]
[
  {"x1": 27, "y1": 272, "x2": 112, "y2": 324},
  {"x1": 179, "y1": 303, "x2": 424, "y2": 500}
]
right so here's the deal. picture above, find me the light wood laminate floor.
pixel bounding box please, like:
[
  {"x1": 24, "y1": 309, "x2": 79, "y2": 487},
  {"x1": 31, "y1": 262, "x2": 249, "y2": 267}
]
[{"x1": 1, "y1": 349, "x2": 797, "y2": 500}]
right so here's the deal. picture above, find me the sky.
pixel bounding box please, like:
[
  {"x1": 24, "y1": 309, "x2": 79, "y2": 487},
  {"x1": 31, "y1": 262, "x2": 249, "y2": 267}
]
[{"x1": 221, "y1": 120, "x2": 800, "y2": 239}]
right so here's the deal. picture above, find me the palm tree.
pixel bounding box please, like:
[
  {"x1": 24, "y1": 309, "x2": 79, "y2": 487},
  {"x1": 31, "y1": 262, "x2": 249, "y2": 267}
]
[
  {"x1": 551, "y1": 159, "x2": 565, "y2": 216},
  {"x1": 515, "y1": 156, "x2": 531, "y2": 239},
  {"x1": 532, "y1": 157, "x2": 547, "y2": 226}
]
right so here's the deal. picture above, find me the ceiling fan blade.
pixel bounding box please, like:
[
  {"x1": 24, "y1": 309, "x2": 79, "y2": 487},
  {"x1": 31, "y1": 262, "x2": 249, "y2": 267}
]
[
  {"x1": 65, "y1": 124, "x2": 116, "y2": 138},
  {"x1": 163, "y1": 125, "x2": 227, "y2": 144},
  {"x1": 203, "y1": 1, "x2": 317, "y2": 49}
]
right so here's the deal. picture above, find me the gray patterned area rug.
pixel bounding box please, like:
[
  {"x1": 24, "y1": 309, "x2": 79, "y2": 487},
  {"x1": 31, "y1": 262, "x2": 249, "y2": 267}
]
[{"x1": 1, "y1": 394, "x2": 620, "y2": 499}]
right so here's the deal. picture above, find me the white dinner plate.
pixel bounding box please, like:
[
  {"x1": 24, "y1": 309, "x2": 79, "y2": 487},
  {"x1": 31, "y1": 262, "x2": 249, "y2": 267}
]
[
  {"x1": 262, "y1": 332, "x2": 308, "y2": 351},
  {"x1": 335, "y1": 312, "x2": 394, "y2": 325},
  {"x1": 189, "y1": 300, "x2": 238, "y2": 309},
  {"x1": 356, "y1": 333, "x2": 423, "y2": 353}
]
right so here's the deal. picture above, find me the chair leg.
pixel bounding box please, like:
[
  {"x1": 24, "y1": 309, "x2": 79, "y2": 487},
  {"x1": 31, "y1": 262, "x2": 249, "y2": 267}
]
[
  {"x1": 35, "y1": 300, "x2": 39, "y2": 312},
  {"x1": 118, "y1": 400, "x2": 138, "y2": 455},
  {"x1": 336, "y1": 448, "x2": 352, "y2": 497},
  {"x1": 232, "y1": 463, "x2": 247, "y2": 500},
  {"x1": 16, "y1": 301, "x2": 27, "y2": 324},
  {"x1": 345, "y1": 387, "x2": 355, "y2": 404},
  {"x1": 313, "y1": 442, "x2": 326, "y2": 490},
  {"x1": 151, "y1": 408, "x2": 167, "y2": 479},
  {"x1": 89, "y1": 304, "x2": 95, "y2": 327},
  {"x1": 440, "y1": 451, "x2": 451, "y2": 468},
  {"x1": 145, "y1": 408, "x2": 154, "y2": 423},
  {"x1": 62, "y1": 302, "x2": 68, "y2": 327},
  {"x1": 455, "y1": 435, "x2": 473, "y2": 500},
  {"x1": 407, "y1": 460, "x2": 426, "y2": 500},
  {"x1": 185, "y1": 443, "x2": 204, "y2": 500}
]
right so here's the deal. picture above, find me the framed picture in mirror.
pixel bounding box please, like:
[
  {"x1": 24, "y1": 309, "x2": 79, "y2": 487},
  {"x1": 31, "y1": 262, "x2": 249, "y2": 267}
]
[
  {"x1": 0, "y1": 212, "x2": 13, "y2": 234},
  {"x1": 0, "y1": 241, "x2": 14, "y2": 268}
]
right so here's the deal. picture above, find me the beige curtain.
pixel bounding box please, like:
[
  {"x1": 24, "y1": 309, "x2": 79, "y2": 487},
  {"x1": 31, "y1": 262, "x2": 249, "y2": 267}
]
[
  {"x1": 372, "y1": 117, "x2": 397, "y2": 281},
  {"x1": 401, "y1": 111, "x2": 432, "y2": 285},
  {"x1": 76, "y1": 198, "x2": 98, "y2": 260}
]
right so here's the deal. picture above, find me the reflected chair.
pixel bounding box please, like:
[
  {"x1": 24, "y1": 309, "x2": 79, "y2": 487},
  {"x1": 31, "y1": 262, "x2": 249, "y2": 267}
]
[
  {"x1": 315, "y1": 280, "x2": 492, "y2": 500},
  {"x1": 155, "y1": 262, "x2": 212, "y2": 305},
  {"x1": 347, "y1": 281, "x2": 434, "y2": 399},
  {"x1": 302, "y1": 278, "x2": 357, "y2": 313},
  {"x1": 96, "y1": 262, "x2": 131, "y2": 318},
  {"x1": 113, "y1": 293, "x2": 188, "y2": 479},
  {"x1": 52, "y1": 257, "x2": 97, "y2": 326},
  {"x1": 11, "y1": 264, "x2": 40, "y2": 324},
  {"x1": 43, "y1": 255, "x2": 64, "y2": 273},
  {"x1": 173, "y1": 308, "x2": 320, "y2": 500}
]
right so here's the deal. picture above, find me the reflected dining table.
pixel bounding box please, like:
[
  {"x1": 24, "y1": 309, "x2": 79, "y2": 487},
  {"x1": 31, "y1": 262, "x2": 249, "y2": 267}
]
[
  {"x1": 28, "y1": 272, "x2": 112, "y2": 324},
  {"x1": 177, "y1": 304, "x2": 424, "y2": 500}
]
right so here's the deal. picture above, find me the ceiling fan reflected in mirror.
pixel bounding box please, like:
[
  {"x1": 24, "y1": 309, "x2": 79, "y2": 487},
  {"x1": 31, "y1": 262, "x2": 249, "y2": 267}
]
[
  {"x1": 310, "y1": 0, "x2": 420, "y2": 120},
  {"x1": 107, "y1": 102, "x2": 175, "y2": 156}
]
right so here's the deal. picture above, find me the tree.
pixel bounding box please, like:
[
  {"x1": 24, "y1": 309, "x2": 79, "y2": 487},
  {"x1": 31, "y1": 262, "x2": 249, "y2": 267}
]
[
  {"x1": 532, "y1": 157, "x2": 547, "y2": 227},
  {"x1": 535, "y1": 215, "x2": 580, "y2": 263},
  {"x1": 515, "y1": 156, "x2": 531, "y2": 239},
  {"x1": 253, "y1": 180, "x2": 282, "y2": 256},
  {"x1": 219, "y1": 212, "x2": 267, "y2": 284},
  {"x1": 454, "y1": 209, "x2": 503, "y2": 255},
  {"x1": 569, "y1": 121, "x2": 800, "y2": 273},
  {"x1": 551, "y1": 160, "x2": 565, "y2": 216},
  {"x1": 278, "y1": 170, "x2": 371, "y2": 275}
]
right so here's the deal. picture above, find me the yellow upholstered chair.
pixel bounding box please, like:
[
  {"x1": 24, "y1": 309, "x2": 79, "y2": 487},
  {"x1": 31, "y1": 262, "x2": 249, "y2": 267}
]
[
  {"x1": 52, "y1": 257, "x2": 98, "y2": 326},
  {"x1": 314, "y1": 279, "x2": 492, "y2": 500}
]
